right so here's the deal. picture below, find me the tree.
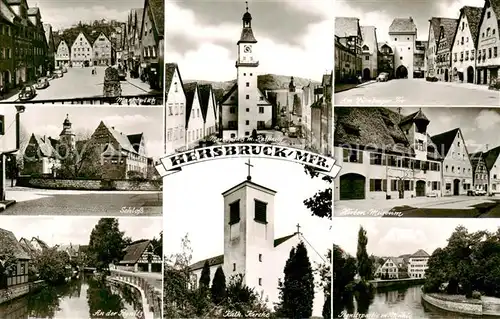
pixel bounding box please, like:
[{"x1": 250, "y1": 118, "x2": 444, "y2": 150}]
[
  {"x1": 211, "y1": 266, "x2": 226, "y2": 305},
  {"x1": 32, "y1": 247, "x2": 71, "y2": 285},
  {"x1": 318, "y1": 248, "x2": 332, "y2": 319},
  {"x1": 357, "y1": 227, "x2": 372, "y2": 280},
  {"x1": 275, "y1": 242, "x2": 314, "y2": 318},
  {"x1": 303, "y1": 165, "x2": 332, "y2": 219},
  {"x1": 151, "y1": 232, "x2": 162, "y2": 256},
  {"x1": 225, "y1": 274, "x2": 270, "y2": 317},
  {"x1": 58, "y1": 135, "x2": 102, "y2": 179},
  {"x1": 15, "y1": 124, "x2": 30, "y2": 172},
  {"x1": 88, "y1": 218, "x2": 127, "y2": 271},
  {"x1": 199, "y1": 260, "x2": 211, "y2": 290}
]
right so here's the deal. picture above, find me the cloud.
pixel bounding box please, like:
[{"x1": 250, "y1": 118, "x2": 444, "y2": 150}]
[
  {"x1": 475, "y1": 110, "x2": 500, "y2": 131},
  {"x1": 166, "y1": 2, "x2": 332, "y2": 81},
  {"x1": 335, "y1": 1, "x2": 393, "y2": 43},
  {"x1": 33, "y1": 125, "x2": 63, "y2": 140},
  {"x1": 38, "y1": 6, "x2": 129, "y2": 30},
  {"x1": 378, "y1": 228, "x2": 428, "y2": 248},
  {"x1": 102, "y1": 114, "x2": 150, "y2": 128},
  {"x1": 283, "y1": 0, "x2": 333, "y2": 19},
  {"x1": 146, "y1": 139, "x2": 164, "y2": 159}
]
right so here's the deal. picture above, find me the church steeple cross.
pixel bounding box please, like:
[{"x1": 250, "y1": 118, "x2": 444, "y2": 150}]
[
  {"x1": 296, "y1": 223, "x2": 301, "y2": 234},
  {"x1": 245, "y1": 159, "x2": 253, "y2": 181},
  {"x1": 245, "y1": 1, "x2": 248, "y2": 12}
]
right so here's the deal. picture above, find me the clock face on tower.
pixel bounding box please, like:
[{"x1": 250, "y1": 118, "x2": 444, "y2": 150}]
[{"x1": 244, "y1": 45, "x2": 252, "y2": 53}]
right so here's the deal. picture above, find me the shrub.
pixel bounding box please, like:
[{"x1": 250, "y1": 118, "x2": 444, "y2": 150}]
[{"x1": 472, "y1": 291, "x2": 482, "y2": 299}]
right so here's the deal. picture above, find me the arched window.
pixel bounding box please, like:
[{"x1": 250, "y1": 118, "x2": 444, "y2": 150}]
[{"x1": 362, "y1": 45, "x2": 369, "y2": 51}]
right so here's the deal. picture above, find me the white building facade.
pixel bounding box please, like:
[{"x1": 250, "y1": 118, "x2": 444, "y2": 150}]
[
  {"x1": 92, "y1": 32, "x2": 112, "y2": 66},
  {"x1": 408, "y1": 249, "x2": 429, "y2": 278},
  {"x1": 185, "y1": 83, "x2": 205, "y2": 149},
  {"x1": 71, "y1": 32, "x2": 93, "y2": 67},
  {"x1": 476, "y1": 0, "x2": 500, "y2": 85},
  {"x1": 55, "y1": 40, "x2": 71, "y2": 68},
  {"x1": 165, "y1": 63, "x2": 186, "y2": 154},
  {"x1": 389, "y1": 18, "x2": 417, "y2": 79},
  {"x1": 360, "y1": 25, "x2": 378, "y2": 80}
]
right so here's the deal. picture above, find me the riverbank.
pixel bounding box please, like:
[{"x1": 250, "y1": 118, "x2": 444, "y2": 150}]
[
  {"x1": 422, "y1": 292, "x2": 500, "y2": 316},
  {"x1": 0, "y1": 280, "x2": 44, "y2": 304},
  {"x1": 370, "y1": 277, "x2": 426, "y2": 289}
]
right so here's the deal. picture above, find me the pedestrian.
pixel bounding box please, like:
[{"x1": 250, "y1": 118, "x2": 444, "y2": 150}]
[{"x1": 0, "y1": 85, "x2": 4, "y2": 99}]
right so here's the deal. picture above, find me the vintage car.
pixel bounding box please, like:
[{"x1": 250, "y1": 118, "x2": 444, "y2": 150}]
[
  {"x1": 118, "y1": 68, "x2": 127, "y2": 81},
  {"x1": 36, "y1": 77, "x2": 50, "y2": 89},
  {"x1": 18, "y1": 85, "x2": 36, "y2": 101},
  {"x1": 54, "y1": 69, "x2": 64, "y2": 78},
  {"x1": 62, "y1": 66, "x2": 68, "y2": 73},
  {"x1": 467, "y1": 189, "x2": 487, "y2": 196},
  {"x1": 376, "y1": 72, "x2": 389, "y2": 82}
]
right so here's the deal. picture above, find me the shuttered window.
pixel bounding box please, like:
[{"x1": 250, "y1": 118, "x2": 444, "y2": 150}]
[
  {"x1": 370, "y1": 179, "x2": 386, "y2": 192},
  {"x1": 254, "y1": 200, "x2": 267, "y2": 223},
  {"x1": 229, "y1": 200, "x2": 240, "y2": 225}
]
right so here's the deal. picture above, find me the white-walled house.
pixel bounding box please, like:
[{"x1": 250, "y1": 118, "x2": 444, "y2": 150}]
[
  {"x1": 117, "y1": 240, "x2": 162, "y2": 273},
  {"x1": 334, "y1": 108, "x2": 442, "y2": 201},
  {"x1": 471, "y1": 152, "x2": 489, "y2": 191},
  {"x1": 408, "y1": 249, "x2": 429, "y2": 278},
  {"x1": 360, "y1": 25, "x2": 378, "y2": 80},
  {"x1": 184, "y1": 82, "x2": 206, "y2": 149},
  {"x1": 198, "y1": 84, "x2": 218, "y2": 137},
  {"x1": 389, "y1": 17, "x2": 417, "y2": 79},
  {"x1": 375, "y1": 258, "x2": 403, "y2": 279},
  {"x1": 71, "y1": 32, "x2": 93, "y2": 67},
  {"x1": 431, "y1": 128, "x2": 473, "y2": 196},
  {"x1": 55, "y1": 39, "x2": 71, "y2": 68},
  {"x1": 450, "y1": 6, "x2": 482, "y2": 83},
  {"x1": 436, "y1": 19, "x2": 459, "y2": 82},
  {"x1": 476, "y1": 0, "x2": 500, "y2": 85},
  {"x1": 164, "y1": 63, "x2": 186, "y2": 154},
  {"x1": 484, "y1": 146, "x2": 500, "y2": 195},
  {"x1": 189, "y1": 177, "x2": 324, "y2": 316}
]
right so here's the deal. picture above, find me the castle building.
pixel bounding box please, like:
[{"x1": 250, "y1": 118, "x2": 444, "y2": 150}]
[
  {"x1": 389, "y1": 17, "x2": 417, "y2": 79},
  {"x1": 219, "y1": 4, "x2": 273, "y2": 140}
]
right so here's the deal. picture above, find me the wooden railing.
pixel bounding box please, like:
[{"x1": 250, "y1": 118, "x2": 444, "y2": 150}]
[{"x1": 108, "y1": 269, "x2": 162, "y2": 319}]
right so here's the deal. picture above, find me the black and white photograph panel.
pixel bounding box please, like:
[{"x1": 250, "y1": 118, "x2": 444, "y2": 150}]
[
  {"x1": 163, "y1": 159, "x2": 331, "y2": 318},
  {"x1": 0, "y1": 216, "x2": 163, "y2": 319},
  {"x1": 0, "y1": 105, "x2": 163, "y2": 215},
  {"x1": 332, "y1": 218, "x2": 500, "y2": 318},
  {"x1": 164, "y1": 0, "x2": 333, "y2": 156},
  {"x1": 334, "y1": 106, "x2": 500, "y2": 218},
  {"x1": 0, "y1": 0, "x2": 164, "y2": 105},
  {"x1": 334, "y1": 0, "x2": 500, "y2": 106}
]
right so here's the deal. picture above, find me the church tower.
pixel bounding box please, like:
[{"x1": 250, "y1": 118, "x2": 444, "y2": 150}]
[
  {"x1": 221, "y1": 161, "x2": 275, "y2": 300},
  {"x1": 59, "y1": 114, "x2": 76, "y2": 150},
  {"x1": 236, "y1": 2, "x2": 259, "y2": 138}
]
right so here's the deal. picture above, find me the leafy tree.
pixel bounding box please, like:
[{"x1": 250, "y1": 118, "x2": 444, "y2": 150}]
[
  {"x1": 225, "y1": 274, "x2": 270, "y2": 317},
  {"x1": 357, "y1": 227, "x2": 372, "y2": 280},
  {"x1": 88, "y1": 218, "x2": 127, "y2": 271},
  {"x1": 32, "y1": 247, "x2": 71, "y2": 285},
  {"x1": 303, "y1": 165, "x2": 332, "y2": 219},
  {"x1": 332, "y1": 245, "x2": 356, "y2": 318},
  {"x1": 211, "y1": 266, "x2": 226, "y2": 305},
  {"x1": 275, "y1": 242, "x2": 314, "y2": 318},
  {"x1": 150, "y1": 232, "x2": 163, "y2": 256},
  {"x1": 318, "y1": 248, "x2": 332, "y2": 319},
  {"x1": 58, "y1": 136, "x2": 102, "y2": 179},
  {"x1": 199, "y1": 260, "x2": 211, "y2": 290}
]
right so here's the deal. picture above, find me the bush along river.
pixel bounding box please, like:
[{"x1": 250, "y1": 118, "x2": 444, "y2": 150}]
[
  {"x1": 0, "y1": 274, "x2": 145, "y2": 319},
  {"x1": 334, "y1": 283, "x2": 487, "y2": 318}
]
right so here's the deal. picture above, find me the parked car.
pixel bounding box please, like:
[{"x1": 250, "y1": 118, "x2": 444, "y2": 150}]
[
  {"x1": 118, "y1": 68, "x2": 126, "y2": 81},
  {"x1": 62, "y1": 66, "x2": 68, "y2": 73},
  {"x1": 376, "y1": 72, "x2": 389, "y2": 82},
  {"x1": 36, "y1": 77, "x2": 50, "y2": 89},
  {"x1": 18, "y1": 85, "x2": 36, "y2": 101},
  {"x1": 468, "y1": 189, "x2": 487, "y2": 196},
  {"x1": 54, "y1": 69, "x2": 63, "y2": 78}
]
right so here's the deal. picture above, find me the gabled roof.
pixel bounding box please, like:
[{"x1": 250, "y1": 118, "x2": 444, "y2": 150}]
[
  {"x1": 119, "y1": 239, "x2": 152, "y2": 264},
  {"x1": 428, "y1": 17, "x2": 446, "y2": 44},
  {"x1": 71, "y1": 31, "x2": 92, "y2": 47},
  {"x1": 389, "y1": 18, "x2": 417, "y2": 34},
  {"x1": 399, "y1": 109, "x2": 429, "y2": 126},
  {"x1": 189, "y1": 232, "x2": 298, "y2": 271},
  {"x1": 410, "y1": 249, "x2": 430, "y2": 258},
  {"x1": 477, "y1": 0, "x2": 500, "y2": 47},
  {"x1": 164, "y1": 63, "x2": 185, "y2": 97},
  {"x1": 31, "y1": 237, "x2": 49, "y2": 250},
  {"x1": 220, "y1": 83, "x2": 238, "y2": 105},
  {"x1": 184, "y1": 82, "x2": 199, "y2": 125},
  {"x1": 0, "y1": 228, "x2": 31, "y2": 260},
  {"x1": 460, "y1": 6, "x2": 483, "y2": 47},
  {"x1": 437, "y1": 18, "x2": 459, "y2": 51},
  {"x1": 360, "y1": 26, "x2": 377, "y2": 53},
  {"x1": 31, "y1": 134, "x2": 58, "y2": 158},
  {"x1": 483, "y1": 145, "x2": 500, "y2": 171},
  {"x1": 27, "y1": 7, "x2": 39, "y2": 16},
  {"x1": 127, "y1": 133, "x2": 144, "y2": 153},
  {"x1": 18, "y1": 237, "x2": 37, "y2": 258},
  {"x1": 198, "y1": 84, "x2": 215, "y2": 122},
  {"x1": 470, "y1": 151, "x2": 486, "y2": 171},
  {"x1": 377, "y1": 41, "x2": 394, "y2": 53},
  {"x1": 335, "y1": 17, "x2": 361, "y2": 38},
  {"x1": 431, "y1": 128, "x2": 460, "y2": 158},
  {"x1": 141, "y1": 0, "x2": 164, "y2": 40},
  {"x1": 97, "y1": 122, "x2": 142, "y2": 155}
]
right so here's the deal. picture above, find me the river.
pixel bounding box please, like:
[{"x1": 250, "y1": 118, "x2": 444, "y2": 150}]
[
  {"x1": 0, "y1": 274, "x2": 145, "y2": 319},
  {"x1": 336, "y1": 285, "x2": 483, "y2": 318}
]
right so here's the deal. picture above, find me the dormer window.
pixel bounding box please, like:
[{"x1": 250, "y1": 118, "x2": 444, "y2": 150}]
[{"x1": 174, "y1": 82, "x2": 178, "y2": 93}]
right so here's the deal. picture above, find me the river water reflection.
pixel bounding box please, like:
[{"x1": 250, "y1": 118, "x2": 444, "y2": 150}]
[
  {"x1": 337, "y1": 285, "x2": 483, "y2": 319},
  {"x1": 0, "y1": 274, "x2": 144, "y2": 319}
]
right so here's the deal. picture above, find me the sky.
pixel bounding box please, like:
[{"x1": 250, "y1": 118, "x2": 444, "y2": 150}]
[
  {"x1": 333, "y1": 218, "x2": 500, "y2": 257},
  {"x1": 0, "y1": 105, "x2": 164, "y2": 160},
  {"x1": 397, "y1": 107, "x2": 500, "y2": 154},
  {"x1": 163, "y1": 158, "x2": 332, "y2": 265},
  {"x1": 335, "y1": 0, "x2": 485, "y2": 42},
  {"x1": 166, "y1": 0, "x2": 333, "y2": 82},
  {"x1": 26, "y1": 0, "x2": 146, "y2": 30},
  {"x1": 0, "y1": 216, "x2": 162, "y2": 247}
]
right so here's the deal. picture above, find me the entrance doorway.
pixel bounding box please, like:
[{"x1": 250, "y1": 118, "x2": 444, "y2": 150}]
[
  {"x1": 453, "y1": 179, "x2": 460, "y2": 196},
  {"x1": 444, "y1": 69, "x2": 449, "y2": 82},
  {"x1": 339, "y1": 173, "x2": 366, "y2": 200},
  {"x1": 363, "y1": 68, "x2": 371, "y2": 80},
  {"x1": 467, "y1": 66, "x2": 474, "y2": 83},
  {"x1": 416, "y1": 180, "x2": 426, "y2": 197},
  {"x1": 396, "y1": 66, "x2": 408, "y2": 79}
]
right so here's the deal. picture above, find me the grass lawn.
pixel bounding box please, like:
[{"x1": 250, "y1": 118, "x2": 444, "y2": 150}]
[{"x1": 385, "y1": 201, "x2": 500, "y2": 217}]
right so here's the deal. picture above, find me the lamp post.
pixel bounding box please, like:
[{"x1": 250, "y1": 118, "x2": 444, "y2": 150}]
[{"x1": 0, "y1": 105, "x2": 25, "y2": 201}]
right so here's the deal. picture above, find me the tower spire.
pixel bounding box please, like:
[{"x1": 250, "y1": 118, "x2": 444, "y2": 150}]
[
  {"x1": 245, "y1": 1, "x2": 248, "y2": 12},
  {"x1": 245, "y1": 159, "x2": 254, "y2": 181}
]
